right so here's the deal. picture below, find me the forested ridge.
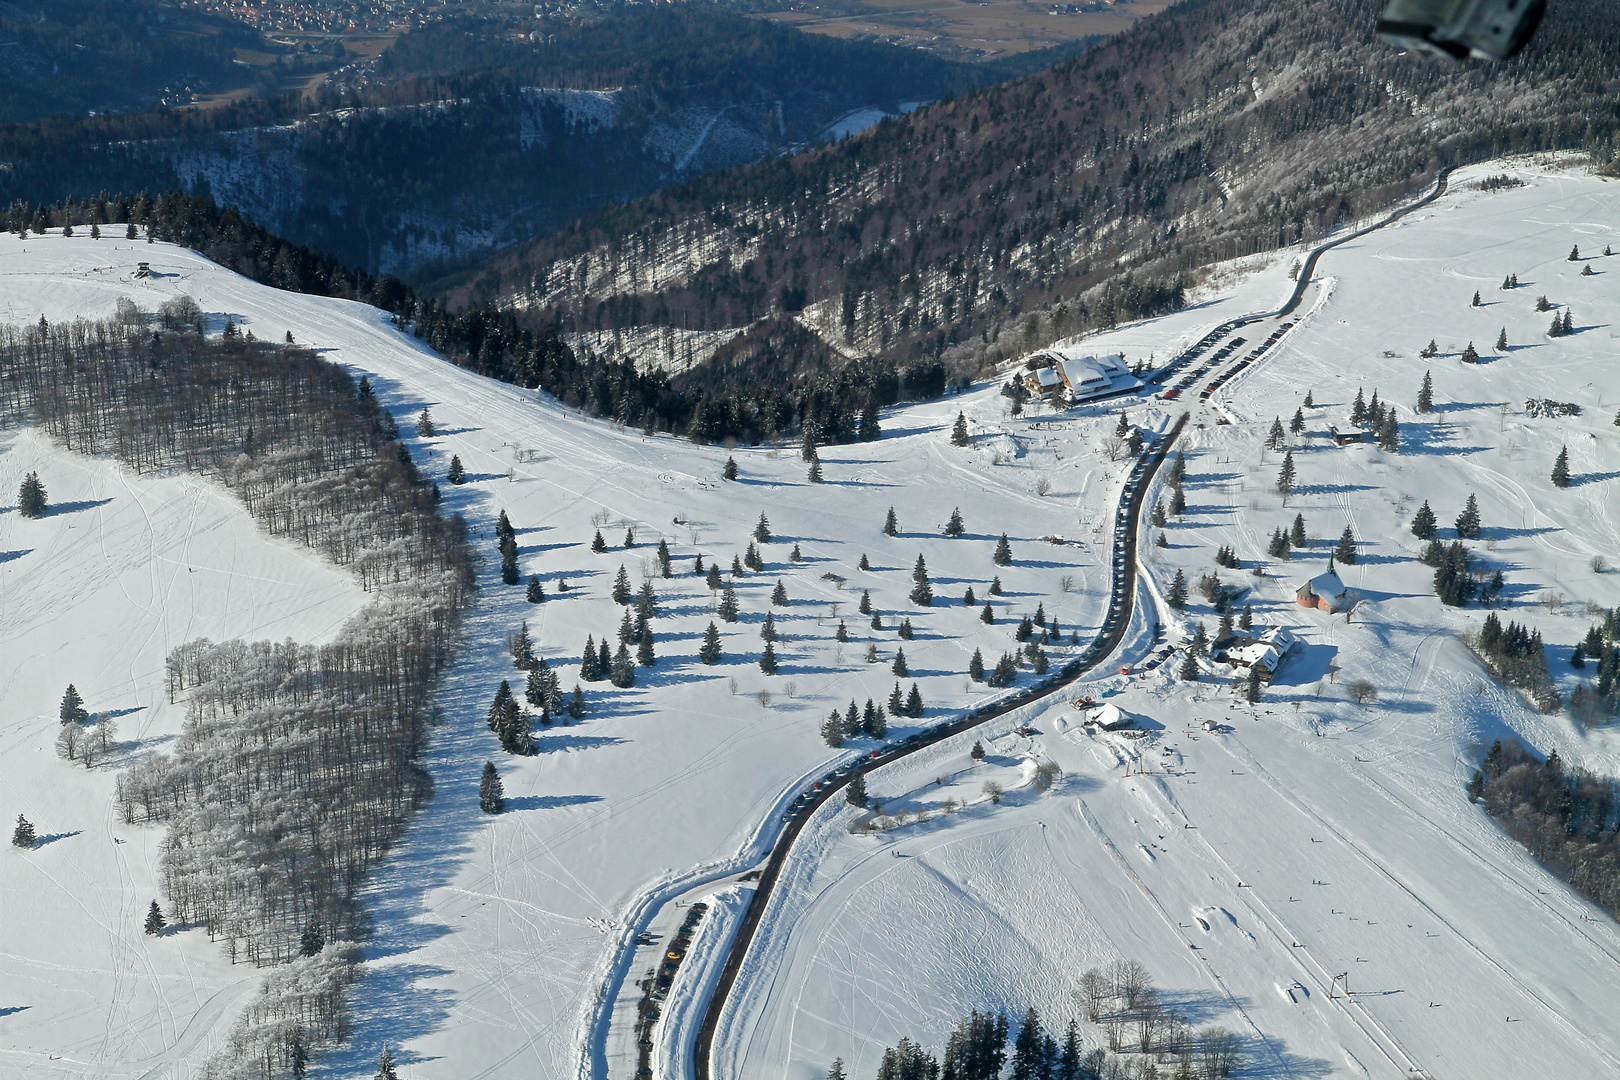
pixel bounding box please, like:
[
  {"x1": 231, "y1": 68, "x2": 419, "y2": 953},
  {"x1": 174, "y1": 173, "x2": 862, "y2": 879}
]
[
  {"x1": 0, "y1": 7, "x2": 1005, "y2": 275},
  {"x1": 0, "y1": 311, "x2": 475, "y2": 1078},
  {"x1": 453, "y1": 0, "x2": 1620, "y2": 387}
]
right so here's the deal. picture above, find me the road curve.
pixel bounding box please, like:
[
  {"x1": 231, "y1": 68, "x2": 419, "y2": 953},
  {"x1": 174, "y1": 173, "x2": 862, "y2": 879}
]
[
  {"x1": 690, "y1": 410, "x2": 1189, "y2": 1080},
  {"x1": 686, "y1": 164, "x2": 1459, "y2": 1080}
]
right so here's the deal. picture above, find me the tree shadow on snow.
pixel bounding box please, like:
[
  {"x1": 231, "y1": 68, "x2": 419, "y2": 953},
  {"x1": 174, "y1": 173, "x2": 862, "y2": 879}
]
[
  {"x1": 536, "y1": 733, "x2": 625, "y2": 753},
  {"x1": 1575, "y1": 470, "x2": 1620, "y2": 487},
  {"x1": 48, "y1": 498, "x2": 114, "y2": 516},
  {"x1": 318, "y1": 963, "x2": 456, "y2": 1078},
  {"x1": 503, "y1": 794, "x2": 603, "y2": 811},
  {"x1": 32, "y1": 831, "x2": 82, "y2": 848},
  {"x1": 0, "y1": 549, "x2": 30, "y2": 564},
  {"x1": 0, "y1": 1006, "x2": 30, "y2": 1017}
]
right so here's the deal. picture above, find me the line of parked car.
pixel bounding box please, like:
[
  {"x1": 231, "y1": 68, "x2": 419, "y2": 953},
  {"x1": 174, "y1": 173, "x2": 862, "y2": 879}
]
[{"x1": 1196, "y1": 321, "x2": 1295, "y2": 401}]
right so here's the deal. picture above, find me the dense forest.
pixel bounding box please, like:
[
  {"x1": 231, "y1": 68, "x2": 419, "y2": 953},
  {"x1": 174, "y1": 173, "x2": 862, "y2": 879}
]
[
  {"x1": 450, "y1": 0, "x2": 1620, "y2": 382},
  {"x1": 0, "y1": 311, "x2": 475, "y2": 1079},
  {"x1": 1471, "y1": 739, "x2": 1620, "y2": 917},
  {"x1": 0, "y1": 7, "x2": 1016, "y2": 275},
  {"x1": 0, "y1": 0, "x2": 265, "y2": 121}
]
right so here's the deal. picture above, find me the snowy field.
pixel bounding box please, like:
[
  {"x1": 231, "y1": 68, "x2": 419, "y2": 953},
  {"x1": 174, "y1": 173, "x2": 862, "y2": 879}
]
[
  {"x1": 715, "y1": 158, "x2": 1620, "y2": 1080},
  {"x1": 2, "y1": 156, "x2": 1618, "y2": 1080},
  {"x1": 0, "y1": 224, "x2": 1145, "y2": 1078}
]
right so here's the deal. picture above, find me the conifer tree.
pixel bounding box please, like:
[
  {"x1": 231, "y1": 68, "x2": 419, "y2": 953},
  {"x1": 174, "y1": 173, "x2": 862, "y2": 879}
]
[
  {"x1": 611, "y1": 643, "x2": 636, "y2": 688},
  {"x1": 858, "y1": 553, "x2": 870, "y2": 571},
  {"x1": 822, "y1": 712, "x2": 845, "y2": 747},
  {"x1": 1167, "y1": 569, "x2": 1188, "y2": 609},
  {"x1": 612, "y1": 565, "x2": 632, "y2": 604},
  {"x1": 723, "y1": 456, "x2": 738, "y2": 481},
  {"x1": 1267, "y1": 416, "x2": 1285, "y2": 449},
  {"x1": 969, "y1": 648, "x2": 986, "y2": 681},
  {"x1": 1350, "y1": 388, "x2": 1367, "y2": 426},
  {"x1": 883, "y1": 506, "x2": 898, "y2": 536},
  {"x1": 145, "y1": 899, "x2": 167, "y2": 935},
  {"x1": 951, "y1": 411, "x2": 971, "y2": 446},
  {"x1": 745, "y1": 542, "x2": 763, "y2": 571},
  {"x1": 580, "y1": 636, "x2": 599, "y2": 681},
  {"x1": 1502, "y1": 273, "x2": 1514, "y2": 290},
  {"x1": 989, "y1": 576, "x2": 1002, "y2": 595},
  {"x1": 591, "y1": 529, "x2": 606, "y2": 553},
  {"x1": 694, "y1": 553, "x2": 705, "y2": 575},
  {"x1": 898, "y1": 618, "x2": 914, "y2": 640},
  {"x1": 416, "y1": 408, "x2": 435, "y2": 437},
  {"x1": 1290, "y1": 406, "x2": 1306, "y2": 434},
  {"x1": 761, "y1": 610, "x2": 777, "y2": 643},
  {"x1": 1268, "y1": 527, "x2": 1290, "y2": 558},
  {"x1": 963, "y1": 585, "x2": 976, "y2": 606},
  {"x1": 845, "y1": 773, "x2": 868, "y2": 808},
  {"x1": 1562, "y1": 309, "x2": 1574, "y2": 335},
  {"x1": 1169, "y1": 486, "x2": 1187, "y2": 516},
  {"x1": 567, "y1": 685, "x2": 586, "y2": 719},
  {"x1": 981, "y1": 601, "x2": 995, "y2": 624},
  {"x1": 375, "y1": 1045, "x2": 400, "y2": 1080},
  {"x1": 1335, "y1": 527, "x2": 1357, "y2": 565},
  {"x1": 488, "y1": 679, "x2": 512, "y2": 731},
  {"x1": 707, "y1": 563, "x2": 723, "y2": 591},
  {"x1": 1377, "y1": 412, "x2": 1399, "y2": 453},
  {"x1": 1570, "y1": 244, "x2": 1581, "y2": 261},
  {"x1": 760, "y1": 640, "x2": 778, "y2": 674},
  {"x1": 126, "y1": 223, "x2": 137, "y2": 239},
  {"x1": 905, "y1": 683, "x2": 924, "y2": 718},
  {"x1": 1303, "y1": 389, "x2": 1315, "y2": 409},
  {"x1": 1495, "y1": 327, "x2": 1508, "y2": 352},
  {"x1": 1291, "y1": 513, "x2": 1307, "y2": 548},
  {"x1": 699, "y1": 622, "x2": 723, "y2": 664},
  {"x1": 1471, "y1": 290, "x2": 1481, "y2": 307},
  {"x1": 1239, "y1": 601, "x2": 1253, "y2": 631},
  {"x1": 1416, "y1": 370, "x2": 1434, "y2": 413},
  {"x1": 993, "y1": 533, "x2": 1013, "y2": 566},
  {"x1": 790, "y1": 543, "x2": 802, "y2": 563},
  {"x1": 971, "y1": 740, "x2": 986, "y2": 761},
  {"x1": 893, "y1": 648, "x2": 908, "y2": 677},
  {"x1": 1168, "y1": 450, "x2": 1188, "y2": 485},
  {"x1": 1420, "y1": 339, "x2": 1437, "y2": 358},
  {"x1": 1461, "y1": 342, "x2": 1479, "y2": 363},
  {"x1": 1411, "y1": 500, "x2": 1438, "y2": 539},
  {"x1": 801, "y1": 425, "x2": 820, "y2": 462},
  {"x1": 11, "y1": 814, "x2": 34, "y2": 848},
  {"x1": 755, "y1": 513, "x2": 772, "y2": 543},
  {"x1": 889, "y1": 682, "x2": 905, "y2": 713},
  {"x1": 859, "y1": 589, "x2": 872, "y2": 614},
  {"x1": 637, "y1": 626, "x2": 656, "y2": 667},
  {"x1": 870, "y1": 612, "x2": 882, "y2": 631},
  {"x1": 447, "y1": 455, "x2": 465, "y2": 484},
  {"x1": 909, "y1": 556, "x2": 933, "y2": 606},
  {"x1": 1276, "y1": 450, "x2": 1296, "y2": 501},
  {"x1": 511, "y1": 622, "x2": 535, "y2": 669},
  {"x1": 771, "y1": 579, "x2": 788, "y2": 605},
  {"x1": 1455, "y1": 493, "x2": 1482, "y2": 539},
  {"x1": 622, "y1": 527, "x2": 636, "y2": 549},
  {"x1": 480, "y1": 761, "x2": 505, "y2": 814},
  {"x1": 1552, "y1": 445, "x2": 1571, "y2": 488},
  {"x1": 657, "y1": 539, "x2": 672, "y2": 577},
  {"x1": 1245, "y1": 665, "x2": 1263, "y2": 703},
  {"x1": 945, "y1": 507, "x2": 965, "y2": 537},
  {"x1": 1116, "y1": 411, "x2": 1130, "y2": 437},
  {"x1": 18, "y1": 471, "x2": 47, "y2": 518},
  {"x1": 1151, "y1": 501, "x2": 1166, "y2": 527},
  {"x1": 60, "y1": 684, "x2": 88, "y2": 724}
]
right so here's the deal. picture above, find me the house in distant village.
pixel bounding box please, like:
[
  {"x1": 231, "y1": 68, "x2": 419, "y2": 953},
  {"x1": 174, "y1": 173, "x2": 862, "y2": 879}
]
[
  {"x1": 1019, "y1": 351, "x2": 1140, "y2": 405},
  {"x1": 1212, "y1": 625, "x2": 1300, "y2": 681},
  {"x1": 1296, "y1": 559, "x2": 1350, "y2": 613}
]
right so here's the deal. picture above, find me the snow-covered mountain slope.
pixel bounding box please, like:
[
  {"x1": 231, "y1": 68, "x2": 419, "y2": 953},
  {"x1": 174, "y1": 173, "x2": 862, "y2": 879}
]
[
  {"x1": 3, "y1": 156, "x2": 1617, "y2": 1080},
  {"x1": 712, "y1": 158, "x2": 1620, "y2": 1079},
  {"x1": 0, "y1": 429, "x2": 369, "y2": 1078},
  {"x1": 0, "y1": 231, "x2": 1140, "y2": 1078}
]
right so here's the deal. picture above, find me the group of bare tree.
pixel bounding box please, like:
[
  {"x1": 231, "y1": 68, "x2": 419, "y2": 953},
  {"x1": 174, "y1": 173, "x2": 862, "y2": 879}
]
[
  {"x1": 1075, "y1": 961, "x2": 1241, "y2": 1079},
  {"x1": 1, "y1": 312, "x2": 474, "y2": 1079}
]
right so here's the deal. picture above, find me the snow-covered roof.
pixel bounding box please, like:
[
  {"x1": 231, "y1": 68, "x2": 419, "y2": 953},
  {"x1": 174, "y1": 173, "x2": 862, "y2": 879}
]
[
  {"x1": 1229, "y1": 642, "x2": 1284, "y2": 671},
  {"x1": 1028, "y1": 366, "x2": 1063, "y2": 388},
  {"x1": 1298, "y1": 568, "x2": 1346, "y2": 600}
]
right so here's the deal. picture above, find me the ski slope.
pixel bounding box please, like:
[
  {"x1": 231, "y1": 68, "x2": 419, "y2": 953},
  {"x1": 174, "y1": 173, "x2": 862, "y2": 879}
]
[
  {"x1": 1, "y1": 155, "x2": 1617, "y2": 1080},
  {"x1": 711, "y1": 157, "x2": 1620, "y2": 1079}
]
